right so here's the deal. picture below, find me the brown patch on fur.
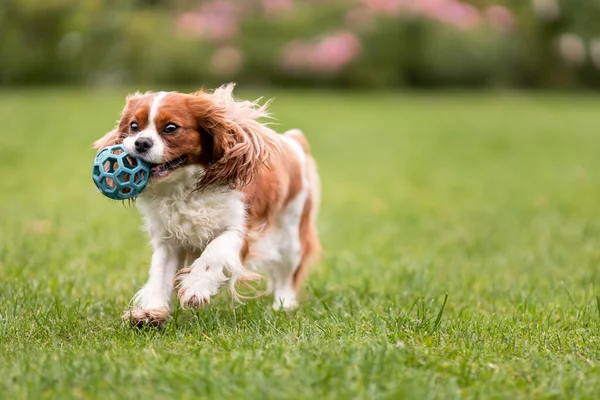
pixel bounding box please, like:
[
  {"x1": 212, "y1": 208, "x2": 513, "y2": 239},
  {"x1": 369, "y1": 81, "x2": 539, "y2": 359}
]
[
  {"x1": 291, "y1": 141, "x2": 321, "y2": 290},
  {"x1": 240, "y1": 238, "x2": 251, "y2": 263},
  {"x1": 293, "y1": 188, "x2": 322, "y2": 290},
  {"x1": 186, "y1": 92, "x2": 279, "y2": 190},
  {"x1": 242, "y1": 132, "x2": 321, "y2": 292},
  {"x1": 149, "y1": 95, "x2": 208, "y2": 165},
  {"x1": 241, "y1": 140, "x2": 303, "y2": 257}
]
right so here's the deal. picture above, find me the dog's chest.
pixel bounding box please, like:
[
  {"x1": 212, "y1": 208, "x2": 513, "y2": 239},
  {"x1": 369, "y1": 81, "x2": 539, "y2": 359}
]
[{"x1": 138, "y1": 186, "x2": 244, "y2": 250}]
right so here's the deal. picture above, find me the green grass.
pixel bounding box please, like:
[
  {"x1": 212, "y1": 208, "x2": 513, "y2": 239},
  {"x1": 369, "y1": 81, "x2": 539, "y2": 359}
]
[{"x1": 2, "y1": 88, "x2": 600, "y2": 399}]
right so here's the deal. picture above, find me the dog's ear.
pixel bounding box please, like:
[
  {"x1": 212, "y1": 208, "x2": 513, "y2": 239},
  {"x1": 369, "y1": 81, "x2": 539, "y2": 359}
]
[
  {"x1": 189, "y1": 90, "x2": 275, "y2": 190},
  {"x1": 93, "y1": 128, "x2": 120, "y2": 150}
]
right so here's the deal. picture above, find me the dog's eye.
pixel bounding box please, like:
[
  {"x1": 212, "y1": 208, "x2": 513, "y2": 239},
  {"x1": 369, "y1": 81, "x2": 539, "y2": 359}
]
[
  {"x1": 130, "y1": 122, "x2": 139, "y2": 132},
  {"x1": 163, "y1": 123, "x2": 178, "y2": 134}
]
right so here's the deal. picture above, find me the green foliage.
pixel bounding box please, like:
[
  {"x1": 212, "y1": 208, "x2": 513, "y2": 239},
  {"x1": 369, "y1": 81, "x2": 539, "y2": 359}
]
[
  {"x1": 2, "y1": 89, "x2": 600, "y2": 398},
  {"x1": 1, "y1": 1, "x2": 600, "y2": 87}
]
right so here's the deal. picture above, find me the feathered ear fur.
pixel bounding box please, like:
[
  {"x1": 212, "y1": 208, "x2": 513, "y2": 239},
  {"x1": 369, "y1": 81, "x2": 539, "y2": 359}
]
[
  {"x1": 190, "y1": 84, "x2": 279, "y2": 190},
  {"x1": 93, "y1": 129, "x2": 120, "y2": 150}
]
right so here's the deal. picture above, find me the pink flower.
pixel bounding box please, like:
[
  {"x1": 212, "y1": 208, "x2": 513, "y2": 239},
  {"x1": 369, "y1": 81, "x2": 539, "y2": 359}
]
[
  {"x1": 176, "y1": 1, "x2": 241, "y2": 42},
  {"x1": 210, "y1": 46, "x2": 244, "y2": 76},
  {"x1": 407, "y1": 0, "x2": 481, "y2": 30},
  {"x1": 362, "y1": 0, "x2": 402, "y2": 15},
  {"x1": 485, "y1": 5, "x2": 515, "y2": 33},
  {"x1": 309, "y1": 32, "x2": 362, "y2": 73},
  {"x1": 413, "y1": 0, "x2": 454, "y2": 17},
  {"x1": 260, "y1": 0, "x2": 294, "y2": 17},
  {"x1": 435, "y1": 2, "x2": 482, "y2": 30},
  {"x1": 281, "y1": 32, "x2": 362, "y2": 74}
]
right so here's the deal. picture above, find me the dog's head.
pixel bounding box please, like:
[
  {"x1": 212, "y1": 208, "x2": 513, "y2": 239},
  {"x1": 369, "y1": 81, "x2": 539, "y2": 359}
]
[{"x1": 94, "y1": 84, "x2": 277, "y2": 190}]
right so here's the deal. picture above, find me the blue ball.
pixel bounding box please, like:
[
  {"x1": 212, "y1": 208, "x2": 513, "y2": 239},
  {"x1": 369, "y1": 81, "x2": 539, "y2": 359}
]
[{"x1": 92, "y1": 145, "x2": 150, "y2": 200}]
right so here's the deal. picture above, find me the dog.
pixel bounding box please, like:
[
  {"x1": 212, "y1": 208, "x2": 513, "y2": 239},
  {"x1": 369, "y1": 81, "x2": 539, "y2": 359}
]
[{"x1": 94, "y1": 84, "x2": 321, "y2": 326}]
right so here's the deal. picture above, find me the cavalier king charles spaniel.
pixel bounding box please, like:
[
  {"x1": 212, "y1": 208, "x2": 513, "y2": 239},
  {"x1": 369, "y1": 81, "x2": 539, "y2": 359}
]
[{"x1": 94, "y1": 84, "x2": 321, "y2": 326}]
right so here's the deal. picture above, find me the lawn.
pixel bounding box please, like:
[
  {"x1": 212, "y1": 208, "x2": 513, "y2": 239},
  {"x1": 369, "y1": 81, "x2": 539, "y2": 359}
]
[{"x1": 1, "y1": 88, "x2": 600, "y2": 399}]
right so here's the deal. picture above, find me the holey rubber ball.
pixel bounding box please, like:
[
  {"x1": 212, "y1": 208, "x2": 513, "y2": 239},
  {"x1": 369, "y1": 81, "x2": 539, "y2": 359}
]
[{"x1": 92, "y1": 145, "x2": 150, "y2": 200}]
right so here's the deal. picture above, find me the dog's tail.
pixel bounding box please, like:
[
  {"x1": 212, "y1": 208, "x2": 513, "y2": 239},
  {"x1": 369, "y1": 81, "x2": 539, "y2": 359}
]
[{"x1": 284, "y1": 128, "x2": 311, "y2": 154}]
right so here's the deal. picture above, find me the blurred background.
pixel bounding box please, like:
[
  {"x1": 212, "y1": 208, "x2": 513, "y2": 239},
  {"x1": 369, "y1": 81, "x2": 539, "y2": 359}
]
[
  {"x1": 4, "y1": 3, "x2": 600, "y2": 397},
  {"x1": 1, "y1": 0, "x2": 600, "y2": 89}
]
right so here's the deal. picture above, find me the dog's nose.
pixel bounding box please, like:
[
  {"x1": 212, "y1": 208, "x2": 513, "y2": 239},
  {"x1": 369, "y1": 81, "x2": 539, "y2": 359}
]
[{"x1": 134, "y1": 137, "x2": 153, "y2": 153}]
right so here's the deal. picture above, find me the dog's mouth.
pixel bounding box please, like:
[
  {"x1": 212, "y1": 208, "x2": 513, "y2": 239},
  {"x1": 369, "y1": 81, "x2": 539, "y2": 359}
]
[{"x1": 149, "y1": 155, "x2": 188, "y2": 178}]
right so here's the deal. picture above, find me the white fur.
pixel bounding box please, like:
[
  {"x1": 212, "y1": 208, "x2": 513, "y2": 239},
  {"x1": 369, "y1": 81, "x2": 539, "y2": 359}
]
[
  {"x1": 132, "y1": 241, "x2": 183, "y2": 311},
  {"x1": 149, "y1": 92, "x2": 168, "y2": 125},
  {"x1": 131, "y1": 165, "x2": 247, "y2": 312},
  {"x1": 123, "y1": 92, "x2": 167, "y2": 163},
  {"x1": 177, "y1": 229, "x2": 246, "y2": 308},
  {"x1": 138, "y1": 167, "x2": 244, "y2": 250}
]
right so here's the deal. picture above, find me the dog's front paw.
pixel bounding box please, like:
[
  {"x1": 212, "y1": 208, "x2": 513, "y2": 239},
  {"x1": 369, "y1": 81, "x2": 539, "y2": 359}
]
[
  {"x1": 122, "y1": 307, "x2": 169, "y2": 327},
  {"x1": 174, "y1": 267, "x2": 219, "y2": 309}
]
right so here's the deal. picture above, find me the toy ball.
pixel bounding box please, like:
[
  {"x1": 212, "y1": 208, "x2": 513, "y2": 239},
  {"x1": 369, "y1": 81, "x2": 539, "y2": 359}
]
[{"x1": 92, "y1": 145, "x2": 150, "y2": 200}]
